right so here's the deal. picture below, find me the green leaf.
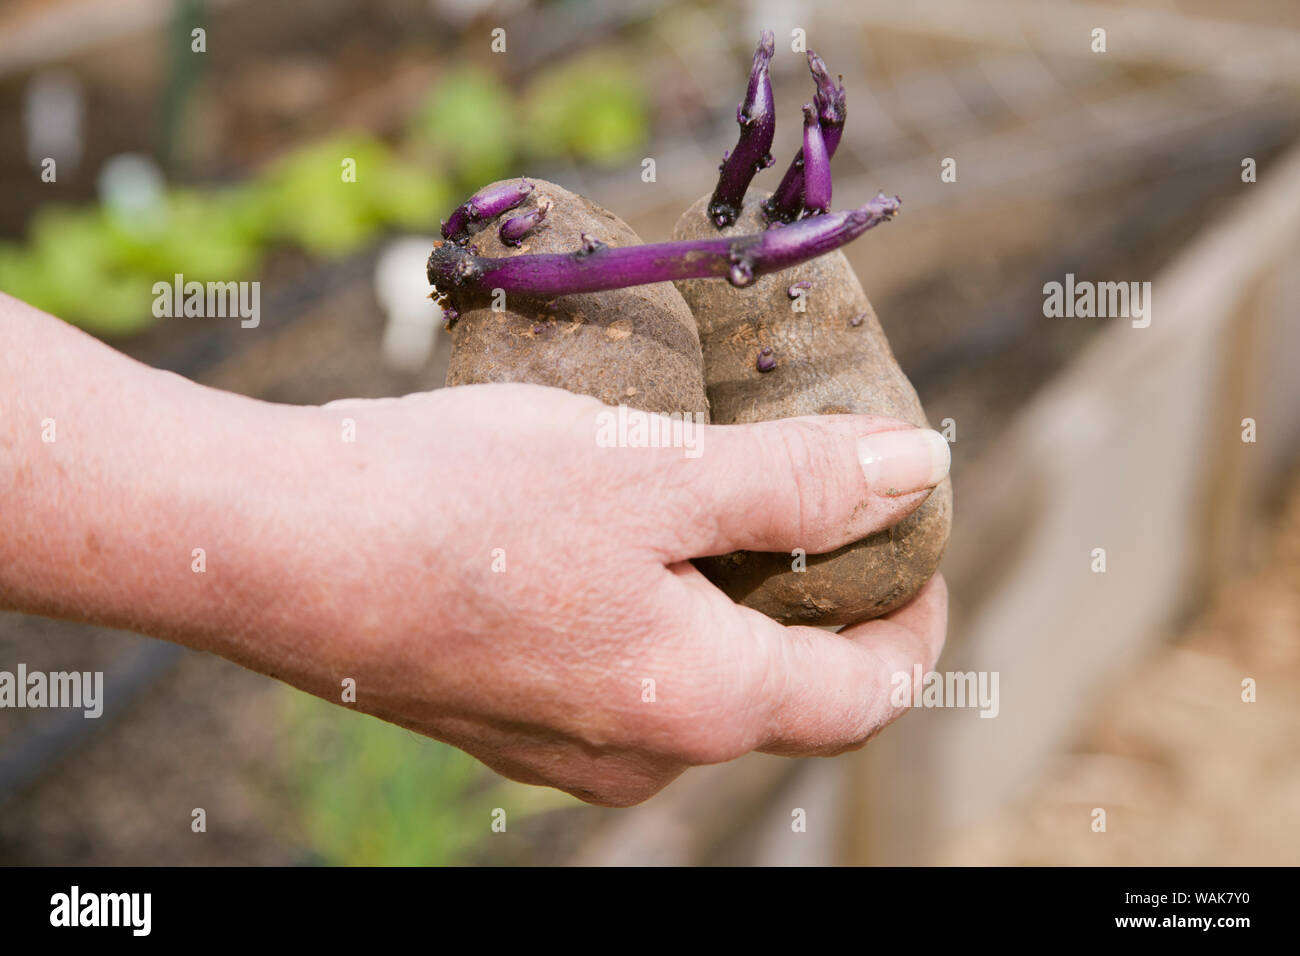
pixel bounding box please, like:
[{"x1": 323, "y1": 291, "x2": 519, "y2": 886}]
[
  {"x1": 260, "y1": 134, "x2": 392, "y2": 256},
  {"x1": 411, "y1": 69, "x2": 515, "y2": 184},
  {"x1": 523, "y1": 53, "x2": 648, "y2": 165},
  {"x1": 279, "y1": 689, "x2": 540, "y2": 866},
  {"x1": 365, "y1": 163, "x2": 452, "y2": 233}
]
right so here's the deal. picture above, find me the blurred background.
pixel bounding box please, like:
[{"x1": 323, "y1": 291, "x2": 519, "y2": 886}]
[{"x1": 1, "y1": 0, "x2": 1298, "y2": 865}]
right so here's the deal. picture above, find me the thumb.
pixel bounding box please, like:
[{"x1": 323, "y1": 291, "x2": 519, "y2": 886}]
[{"x1": 662, "y1": 414, "x2": 950, "y2": 561}]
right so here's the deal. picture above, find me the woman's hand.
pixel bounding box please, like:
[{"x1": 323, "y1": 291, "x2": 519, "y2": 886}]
[
  {"x1": 287, "y1": 384, "x2": 949, "y2": 805},
  {"x1": 1, "y1": 295, "x2": 949, "y2": 807}
]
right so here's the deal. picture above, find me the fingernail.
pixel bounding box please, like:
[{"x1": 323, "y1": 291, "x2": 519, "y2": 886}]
[{"x1": 857, "y1": 428, "x2": 950, "y2": 496}]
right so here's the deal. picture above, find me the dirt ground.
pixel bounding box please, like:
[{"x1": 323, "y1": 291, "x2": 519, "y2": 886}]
[{"x1": 943, "y1": 474, "x2": 1300, "y2": 866}]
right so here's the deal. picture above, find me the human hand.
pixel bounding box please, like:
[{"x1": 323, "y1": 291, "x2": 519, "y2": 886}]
[
  {"x1": 261, "y1": 383, "x2": 949, "y2": 806},
  {"x1": 0, "y1": 299, "x2": 948, "y2": 808}
]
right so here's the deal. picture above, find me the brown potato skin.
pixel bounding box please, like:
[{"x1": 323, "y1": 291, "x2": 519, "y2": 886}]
[
  {"x1": 673, "y1": 192, "x2": 952, "y2": 626},
  {"x1": 445, "y1": 179, "x2": 709, "y2": 418}
]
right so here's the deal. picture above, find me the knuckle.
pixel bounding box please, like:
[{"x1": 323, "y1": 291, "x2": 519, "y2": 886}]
[
  {"x1": 567, "y1": 783, "x2": 651, "y2": 808},
  {"x1": 564, "y1": 767, "x2": 674, "y2": 808},
  {"x1": 670, "y1": 732, "x2": 751, "y2": 767},
  {"x1": 623, "y1": 661, "x2": 761, "y2": 767},
  {"x1": 769, "y1": 420, "x2": 845, "y2": 550},
  {"x1": 626, "y1": 703, "x2": 751, "y2": 766},
  {"x1": 658, "y1": 459, "x2": 727, "y2": 553}
]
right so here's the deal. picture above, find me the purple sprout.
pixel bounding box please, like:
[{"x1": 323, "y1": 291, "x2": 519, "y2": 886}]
[
  {"x1": 756, "y1": 346, "x2": 776, "y2": 372},
  {"x1": 428, "y1": 193, "x2": 901, "y2": 308},
  {"x1": 430, "y1": 35, "x2": 901, "y2": 320},
  {"x1": 799, "y1": 104, "x2": 831, "y2": 215},
  {"x1": 765, "y1": 52, "x2": 847, "y2": 223},
  {"x1": 500, "y1": 203, "x2": 549, "y2": 247},
  {"x1": 441, "y1": 179, "x2": 534, "y2": 241},
  {"x1": 707, "y1": 32, "x2": 776, "y2": 229},
  {"x1": 577, "y1": 233, "x2": 607, "y2": 256}
]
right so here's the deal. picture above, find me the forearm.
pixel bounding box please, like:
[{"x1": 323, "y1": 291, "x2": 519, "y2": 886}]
[{"x1": 0, "y1": 294, "x2": 347, "y2": 689}]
